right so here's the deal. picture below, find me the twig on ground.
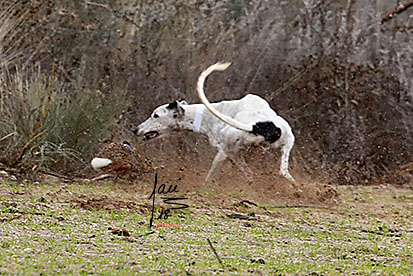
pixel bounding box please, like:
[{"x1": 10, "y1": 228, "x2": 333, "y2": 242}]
[
  {"x1": 40, "y1": 169, "x2": 73, "y2": 181},
  {"x1": 206, "y1": 238, "x2": 224, "y2": 268},
  {"x1": 90, "y1": 174, "x2": 113, "y2": 181},
  {"x1": 0, "y1": 208, "x2": 46, "y2": 216},
  {"x1": 227, "y1": 213, "x2": 258, "y2": 220},
  {"x1": 239, "y1": 200, "x2": 258, "y2": 207},
  {"x1": 268, "y1": 205, "x2": 329, "y2": 209},
  {"x1": 138, "y1": 231, "x2": 155, "y2": 238},
  {"x1": 361, "y1": 229, "x2": 402, "y2": 237}
]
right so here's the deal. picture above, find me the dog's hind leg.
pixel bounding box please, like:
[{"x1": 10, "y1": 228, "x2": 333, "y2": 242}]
[{"x1": 205, "y1": 150, "x2": 227, "y2": 182}]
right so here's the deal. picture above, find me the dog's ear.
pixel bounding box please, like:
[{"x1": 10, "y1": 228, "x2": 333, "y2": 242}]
[
  {"x1": 167, "y1": 101, "x2": 178, "y2": 110},
  {"x1": 167, "y1": 101, "x2": 185, "y2": 117}
]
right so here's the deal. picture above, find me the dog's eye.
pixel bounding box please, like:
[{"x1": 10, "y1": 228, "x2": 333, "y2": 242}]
[
  {"x1": 153, "y1": 114, "x2": 159, "y2": 118},
  {"x1": 173, "y1": 114, "x2": 178, "y2": 118}
]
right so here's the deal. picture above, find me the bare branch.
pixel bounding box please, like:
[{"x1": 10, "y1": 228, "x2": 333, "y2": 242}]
[
  {"x1": 0, "y1": 131, "x2": 16, "y2": 142},
  {"x1": 381, "y1": 0, "x2": 413, "y2": 23},
  {"x1": 11, "y1": 129, "x2": 47, "y2": 166}
]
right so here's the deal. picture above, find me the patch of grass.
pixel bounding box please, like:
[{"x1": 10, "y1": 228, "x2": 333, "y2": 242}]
[{"x1": 0, "y1": 180, "x2": 412, "y2": 275}]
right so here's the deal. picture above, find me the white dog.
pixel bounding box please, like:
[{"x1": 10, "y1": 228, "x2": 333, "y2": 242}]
[{"x1": 134, "y1": 62, "x2": 295, "y2": 181}]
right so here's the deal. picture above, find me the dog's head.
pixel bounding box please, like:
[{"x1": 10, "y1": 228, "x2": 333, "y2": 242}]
[{"x1": 133, "y1": 100, "x2": 188, "y2": 140}]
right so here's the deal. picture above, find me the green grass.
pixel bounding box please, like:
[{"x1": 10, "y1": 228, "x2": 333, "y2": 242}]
[{"x1": 0, "y1": 180, "x2": 412, "y2": 275}]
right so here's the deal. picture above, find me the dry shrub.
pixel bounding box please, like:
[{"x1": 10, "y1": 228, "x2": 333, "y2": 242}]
[
  {"x1": 0, "y1": 65, "x2": 126, "y2": 172},
  {"x1": 0, "y1": 3, "x2": 127, "y2": 173}
]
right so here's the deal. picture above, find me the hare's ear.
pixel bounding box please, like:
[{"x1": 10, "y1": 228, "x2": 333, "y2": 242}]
[{"x1": 178, "y1": 100, "x2": 188, "y2": 105}]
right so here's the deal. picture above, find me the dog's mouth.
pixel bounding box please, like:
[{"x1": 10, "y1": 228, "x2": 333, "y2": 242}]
[{"x1": 143, "y1": 131, "x2": 159, "y2": 140}]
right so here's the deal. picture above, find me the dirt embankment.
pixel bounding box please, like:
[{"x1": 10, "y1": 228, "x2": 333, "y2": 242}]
[{"x1": 86, "y1": 137, "x2": 339, "y2": 207}]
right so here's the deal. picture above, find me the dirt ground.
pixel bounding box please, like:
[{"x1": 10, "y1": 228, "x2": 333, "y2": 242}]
[
  {"x1": 0, "y1": 175, "x2": 411, "y2": 275},
  {"x1": 0, "y1": 139, "x2": 411, "y2": 275},
  {"x1": 79, "y1": 137, "x2": 341, "y2": 209}
]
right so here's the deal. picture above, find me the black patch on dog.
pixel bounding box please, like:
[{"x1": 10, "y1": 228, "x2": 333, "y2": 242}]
[
  {"x1": 167, "y1": 102, "x2": 178, "y2": 110},
  {"x1": 251, "y1": 121, "x2": 281, "y2": 143}
]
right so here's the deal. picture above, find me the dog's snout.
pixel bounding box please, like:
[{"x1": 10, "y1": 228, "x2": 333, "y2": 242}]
[{"x1": 132, "y1": 127, "x2": 139, "y2": 135}]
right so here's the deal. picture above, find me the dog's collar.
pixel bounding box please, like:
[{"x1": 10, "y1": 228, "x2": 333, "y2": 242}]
[{"x1": 193, "y1": 105, "x2": 205, "y2": 132}]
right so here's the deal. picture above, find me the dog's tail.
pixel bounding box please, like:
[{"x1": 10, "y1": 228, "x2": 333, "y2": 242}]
[{"x1": 197, "y1": 62, "x2": 252, "y2": 132}]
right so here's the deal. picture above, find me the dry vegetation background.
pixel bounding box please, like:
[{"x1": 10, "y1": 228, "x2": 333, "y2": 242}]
[{"x1": 0, "y1": 0, "x2": 412, "y2": 185}]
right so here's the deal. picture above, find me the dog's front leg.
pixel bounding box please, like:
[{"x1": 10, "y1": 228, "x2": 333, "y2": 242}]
[{"x1": 205, "y1": 150, "x2": 227, "y2": 182}]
